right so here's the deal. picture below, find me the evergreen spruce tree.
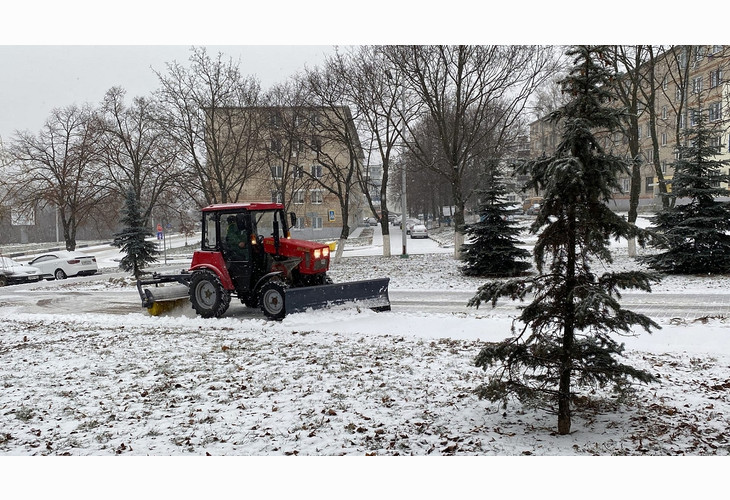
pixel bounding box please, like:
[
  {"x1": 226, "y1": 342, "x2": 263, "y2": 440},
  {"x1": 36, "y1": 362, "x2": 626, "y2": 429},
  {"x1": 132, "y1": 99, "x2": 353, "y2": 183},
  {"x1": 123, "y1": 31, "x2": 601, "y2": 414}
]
[
  {"x1": 468, "y1": 46, "x2": 659, "y2": 435},
  {"x1": 643, "y1": 111, "x2": 730, "y2": 274},
  {"x1": 461, "y1": 170, "x2": 530, "y2": 277},
  {"x1": 112, "y1": 187, "x2": 159, "y2": 279}
]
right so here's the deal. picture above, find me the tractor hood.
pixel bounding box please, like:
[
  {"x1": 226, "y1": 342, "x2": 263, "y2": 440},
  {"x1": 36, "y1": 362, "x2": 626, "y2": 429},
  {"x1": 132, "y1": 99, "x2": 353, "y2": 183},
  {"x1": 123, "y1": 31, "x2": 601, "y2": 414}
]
[{"x1": 263, "y1": 237, "x2": 331, "y2": 274}]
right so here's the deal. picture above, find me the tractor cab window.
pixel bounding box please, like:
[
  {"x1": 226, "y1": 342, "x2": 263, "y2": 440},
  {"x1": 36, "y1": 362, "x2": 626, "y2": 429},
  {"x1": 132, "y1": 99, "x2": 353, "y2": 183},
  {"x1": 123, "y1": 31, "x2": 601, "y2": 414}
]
[
  {"x1": 254, "y1": 210, "x2": 286, "y2": 239},
  {"x1": 202, "y1": 212, "x2": 218, "y2": 250}
]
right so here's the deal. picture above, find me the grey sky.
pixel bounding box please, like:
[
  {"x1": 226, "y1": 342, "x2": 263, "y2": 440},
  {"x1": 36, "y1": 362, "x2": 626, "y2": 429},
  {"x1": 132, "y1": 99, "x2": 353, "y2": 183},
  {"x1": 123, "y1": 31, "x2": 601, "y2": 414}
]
[{"x1": 0, "y1": 45, "x2": 336, "y2": 142}]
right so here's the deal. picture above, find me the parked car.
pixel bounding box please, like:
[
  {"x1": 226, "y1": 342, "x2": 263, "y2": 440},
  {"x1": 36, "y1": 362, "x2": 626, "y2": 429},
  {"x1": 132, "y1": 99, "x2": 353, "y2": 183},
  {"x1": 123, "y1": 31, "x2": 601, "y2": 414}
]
[
  {"x1": 410, "y1": 224, "x2": 428, "y2": 239},
  {"x1": 29, "y1": 251, "x2": 98, "y2": 280},
  {"x1": 404, "y1": 219, "x2": 420, "y2": 234},
  {"x1": 0, "y1": 257, "x2": 44, "y2": 286}
]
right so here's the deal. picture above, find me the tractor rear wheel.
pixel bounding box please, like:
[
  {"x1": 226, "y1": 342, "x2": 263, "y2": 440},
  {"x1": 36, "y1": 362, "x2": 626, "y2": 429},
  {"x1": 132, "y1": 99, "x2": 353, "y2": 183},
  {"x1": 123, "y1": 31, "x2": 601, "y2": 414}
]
[
  {"x1": 259, "y1": 280, "x2": 287, "y2": 320},
  {"x1": 189, "y1": 270, "x2": 231, "y2": 318}
]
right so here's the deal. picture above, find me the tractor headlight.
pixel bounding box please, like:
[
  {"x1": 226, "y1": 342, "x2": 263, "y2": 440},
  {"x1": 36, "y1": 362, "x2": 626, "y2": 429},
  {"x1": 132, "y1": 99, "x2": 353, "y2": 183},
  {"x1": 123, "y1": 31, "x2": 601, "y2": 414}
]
[
  {"x1": 322, "y1": 247, "x2": 329, "y2": 257},
  {"x1": 314, "y1": 249, "x2": 321, "y2": 259}
]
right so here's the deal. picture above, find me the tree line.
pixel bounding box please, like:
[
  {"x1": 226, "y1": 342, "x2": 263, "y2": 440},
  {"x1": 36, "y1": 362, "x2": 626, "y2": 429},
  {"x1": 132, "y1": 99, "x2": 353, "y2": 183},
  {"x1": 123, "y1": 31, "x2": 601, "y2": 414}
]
[{"x1": 0, "y1": 45, "x2": 562, "y2": 255}]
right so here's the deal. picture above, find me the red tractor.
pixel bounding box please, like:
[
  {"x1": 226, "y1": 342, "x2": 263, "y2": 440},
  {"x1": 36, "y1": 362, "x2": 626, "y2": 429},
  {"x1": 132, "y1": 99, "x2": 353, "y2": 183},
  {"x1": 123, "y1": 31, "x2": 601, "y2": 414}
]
[{"x1": 136, "y1": 202, "x2": 390, "y2": 320}]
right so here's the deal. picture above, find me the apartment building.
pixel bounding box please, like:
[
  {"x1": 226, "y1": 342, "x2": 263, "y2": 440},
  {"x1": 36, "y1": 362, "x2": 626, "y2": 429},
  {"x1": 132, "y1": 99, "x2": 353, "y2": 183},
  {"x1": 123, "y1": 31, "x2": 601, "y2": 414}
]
[
  {"x1": 208, "y1": 105, "x2": 367, "y2": 240},
  {"x1": 530, "y1": 45, "x2": 730, "y2": 211}
]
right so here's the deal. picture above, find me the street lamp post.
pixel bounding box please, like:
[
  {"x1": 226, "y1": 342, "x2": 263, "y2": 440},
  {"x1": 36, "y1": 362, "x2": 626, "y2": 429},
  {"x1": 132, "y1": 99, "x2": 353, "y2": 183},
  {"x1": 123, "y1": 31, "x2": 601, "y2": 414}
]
[{"x1": 401, "y1": 159, "x2": 408, "y2": 258}]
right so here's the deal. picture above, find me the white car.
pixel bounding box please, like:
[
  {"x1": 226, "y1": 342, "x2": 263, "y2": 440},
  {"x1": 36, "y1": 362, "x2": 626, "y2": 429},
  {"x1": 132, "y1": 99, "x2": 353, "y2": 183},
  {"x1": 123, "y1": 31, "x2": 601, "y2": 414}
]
[
  {"x1": 0, "y1": 256, "x2": 44, "y2": 286},
  {"x1": 29, "y1": 251, "x2": 99, "y2": 280},
  {"x1": 410, "y1": 224, "x2": 428, "y2": 239}
]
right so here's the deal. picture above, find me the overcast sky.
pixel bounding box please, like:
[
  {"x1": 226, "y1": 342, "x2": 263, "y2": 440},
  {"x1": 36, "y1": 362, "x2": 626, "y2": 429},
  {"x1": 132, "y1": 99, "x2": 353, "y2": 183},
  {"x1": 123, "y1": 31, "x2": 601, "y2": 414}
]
[
  {"x1": 0, "y1": 45, "x2": 336, "y2": 141},
  {"x1": 1, "y1": 2, "x2": 694, "y2": 143}
]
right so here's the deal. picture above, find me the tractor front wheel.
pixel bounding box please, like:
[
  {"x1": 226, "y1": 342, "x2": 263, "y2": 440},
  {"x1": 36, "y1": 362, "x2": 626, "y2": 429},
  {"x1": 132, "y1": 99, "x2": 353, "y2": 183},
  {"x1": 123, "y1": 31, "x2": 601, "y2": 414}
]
[
  {"x1": 259, "y1": 280, "x2": 287, "y2": 320},
  {"x1": 189, "y1": 270, "x2": 231, "y2": 318}
]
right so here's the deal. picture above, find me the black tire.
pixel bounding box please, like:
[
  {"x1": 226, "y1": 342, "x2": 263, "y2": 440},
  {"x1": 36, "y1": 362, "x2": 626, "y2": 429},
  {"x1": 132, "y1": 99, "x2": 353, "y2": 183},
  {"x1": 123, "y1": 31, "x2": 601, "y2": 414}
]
[
  {"x1": 189, "y1": 270, "x2": 231, "y2": 318},
  {"x1": 54, "y1": 269, "x2": 67, "y2": 280},
  {"x1": 0, "y1": 275, "x2": 7, "y2": 287},
  {"x1": 259, "y1": 280, "x2": 287, "y2": 320}
]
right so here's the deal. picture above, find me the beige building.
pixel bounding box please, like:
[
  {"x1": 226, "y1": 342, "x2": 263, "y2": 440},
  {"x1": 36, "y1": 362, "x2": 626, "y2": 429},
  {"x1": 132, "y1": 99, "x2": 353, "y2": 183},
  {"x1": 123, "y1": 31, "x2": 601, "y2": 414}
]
[
  {"x1": 210, "y1": 105, "x2": 367, "y2": 240},
  {"x1": 530, "y1": 45, "x2": 730, "y2": 211}
]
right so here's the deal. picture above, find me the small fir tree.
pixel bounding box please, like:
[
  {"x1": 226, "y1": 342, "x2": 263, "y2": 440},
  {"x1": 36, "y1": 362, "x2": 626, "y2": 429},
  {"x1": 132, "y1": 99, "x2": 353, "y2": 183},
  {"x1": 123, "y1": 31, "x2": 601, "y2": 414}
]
[
  {"x1": 468, "y1": 46, "x2": 659, "y2": 435},
  {"x1": 643, "y1": 112, "x2": 730, "y2": 274},
  {"x1": 113, "y1": 187, "x2": 159, "y2": 279},
  {"x1": 461, "y1": 172, "x2": 530, "y2": 277}
]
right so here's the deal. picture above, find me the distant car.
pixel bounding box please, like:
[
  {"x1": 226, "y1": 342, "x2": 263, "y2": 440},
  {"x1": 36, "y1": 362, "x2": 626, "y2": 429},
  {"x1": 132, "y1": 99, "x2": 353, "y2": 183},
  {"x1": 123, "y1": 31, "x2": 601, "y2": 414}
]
[
  {"x1": 29, "y1": 251, "x2": 99, "y2": 280},
  {"x1": 404, "y1": 219, "x2": 420, "y2": 234},
  {"x1": 410, "y1": 224, "x2": 428, "y2": 239},
  {"x1": 0, "y1": 257, "x2": 43, "y2": 286}
]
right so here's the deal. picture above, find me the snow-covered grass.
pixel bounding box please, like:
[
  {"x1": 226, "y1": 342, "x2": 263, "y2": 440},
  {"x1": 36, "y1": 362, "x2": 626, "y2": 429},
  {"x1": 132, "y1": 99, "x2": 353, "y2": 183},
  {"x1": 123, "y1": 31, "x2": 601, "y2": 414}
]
[{"x1": 1, "y1": 217, "x2": 728, "y2": 496}]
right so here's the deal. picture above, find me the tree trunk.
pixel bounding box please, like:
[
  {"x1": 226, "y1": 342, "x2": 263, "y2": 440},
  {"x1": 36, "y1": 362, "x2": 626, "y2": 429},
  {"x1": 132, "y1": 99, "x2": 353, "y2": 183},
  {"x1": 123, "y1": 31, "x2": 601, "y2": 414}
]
[
  {"x1": 334, "y1": 238, "x2": 346, "y2": 264},
  {"x1": 558, "y1": 208, "x2": 577, "y2": 435},
  {"x1": 628, "y1": 236, "x2": 637, "y2": 258},
  {"x1": 382, "y1": 233, "x2": 391, "y2": 257}
]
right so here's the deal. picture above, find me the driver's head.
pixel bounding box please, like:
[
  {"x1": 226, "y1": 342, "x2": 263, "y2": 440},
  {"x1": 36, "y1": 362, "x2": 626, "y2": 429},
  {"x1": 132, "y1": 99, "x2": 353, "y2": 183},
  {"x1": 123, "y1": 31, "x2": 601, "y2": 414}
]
[
  {"x1": 227, "y1": 215, "x2": 236, "y2": 225},
  {"x1": 236, "y1": 213, "x2": 249, "y2": 231}
]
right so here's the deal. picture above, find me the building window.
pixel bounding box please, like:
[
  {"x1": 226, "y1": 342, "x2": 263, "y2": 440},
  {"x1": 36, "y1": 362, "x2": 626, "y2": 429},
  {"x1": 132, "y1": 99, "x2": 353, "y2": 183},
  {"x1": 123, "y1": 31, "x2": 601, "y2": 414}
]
[
  {"x1": 645, "y1": 176, "x2": 654, "y2": 194},
  {"x1": 270, "y1": 139, "x2": 281, "y2": 152},
  {"x1": 293, "y1": 166, "x2": 304, "y2": 179},
  {"x1": 312, "y1": 216, "x2": 323, "y2": 229},
  {"x1": 692, "y1": 76, "x2": 703, "y2": 94},
  {"x1": 310, "y1": 135, "x2": 322, "y2": 151},
  {"x1": 622, "y1": 178, "x2": 630, "y2": 192},
  {"x1": 270, "y1": 164, "x2": 283, "y2": 179},
  {"x1": 310, "y1": 190, "x2": 323, "y2": 204},
  {"x1": 679, "y1": 113, "x2": 685, "y2": 129},
  {"x1": 710, "y1": 69, "x2": 722, "y2": 88},
  {"x1": 271, "y1": 191, "x2": 282, "y2": 203},
  {"x1": 676, "y1": 88, "x2": 682, "y2": 102},
  {"x1": 690, "y1": 109, "x2": 700, "y2": 127},
  {"x1": 293, "y1": 190, "x2": 304, "y2": 205},
  {"x1": 711, "y1": 136, "x2": 721, "y2": 153},
  {"x1": 662, "y1": 75, "x2": 668, "y2": 90},
  {"x1": 311, "y1": 164, "x2": 323, "y2": 179},
  {"x1": 270, "y1": 112, "x2": 281, "y2": 128},
  {"x1": 661, "y1": 132, "x2": 667, "y2": 146},
  {"x1": 662, "y1": 106, "x2": 668, "y2": 120},
  {"x1": 709, "y1": 102, "x2": 722, "y2": 122}
]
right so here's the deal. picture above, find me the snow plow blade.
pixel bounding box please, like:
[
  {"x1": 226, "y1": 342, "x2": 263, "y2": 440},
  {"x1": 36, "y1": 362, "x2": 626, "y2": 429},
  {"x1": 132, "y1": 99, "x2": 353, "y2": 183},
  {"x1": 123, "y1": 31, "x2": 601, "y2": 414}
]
[{"x1": 284, "y1": 278, "x2": 391, "y2": 315}]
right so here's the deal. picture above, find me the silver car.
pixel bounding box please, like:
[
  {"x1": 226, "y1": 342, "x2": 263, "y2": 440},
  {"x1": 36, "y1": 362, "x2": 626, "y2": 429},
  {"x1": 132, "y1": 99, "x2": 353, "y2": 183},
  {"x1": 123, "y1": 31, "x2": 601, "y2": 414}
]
[
  {"x1": 409, "y1": 224, "x2": 428, "y2": 239},
  {"x1": 29, "y1": 251, "x2": 99, "y2": 280},
  {"x1": 0, "y1": 256, "x2": 43, "y2": 286}
]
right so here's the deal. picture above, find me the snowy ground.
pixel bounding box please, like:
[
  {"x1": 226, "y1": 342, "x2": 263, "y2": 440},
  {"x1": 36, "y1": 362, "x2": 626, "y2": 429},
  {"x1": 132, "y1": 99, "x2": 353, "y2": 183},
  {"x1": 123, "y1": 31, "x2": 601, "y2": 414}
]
[{"x1": 1, "y1": 218, "x2": 728, "y2": 495}]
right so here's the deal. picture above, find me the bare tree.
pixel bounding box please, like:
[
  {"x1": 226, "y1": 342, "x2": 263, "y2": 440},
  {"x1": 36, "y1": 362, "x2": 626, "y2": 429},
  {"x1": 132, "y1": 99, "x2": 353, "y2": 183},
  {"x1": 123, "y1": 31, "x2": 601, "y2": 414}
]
[
  {"x1": 301, "y1": 64, "x2": 365, "y2": 263},
  {"x1": 154, "y1": 46, "x2": 264, "y2": 206},
  {"x1": 262, "y1": 80, "x2": 320, "y2": 213},
  {"x1": 610, "y1": 45, "x2": 648, "y2": 258},
  {"x1": 5, "y1": 104, "x2": 107, "y2": 250},
  {"x1": 99, "y1": 86, "x2": 181, "y2": 227},
  {"x1": 382, "y1": 45, "x2": 560, "y2": 257},
  {"x1": 327, "y1": 46, "x2": 415, "y2": 257}
]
